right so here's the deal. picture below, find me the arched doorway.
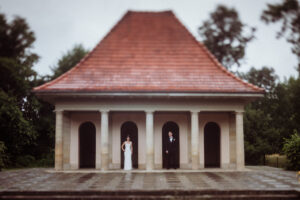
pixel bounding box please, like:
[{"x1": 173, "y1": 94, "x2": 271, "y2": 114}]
[
  {"x1": 162, "y1": 121, "x2": 180, "y2": 169},
  {"x1": 204, "y1": 122, "x2": 220, "y2": 168},
  {"x1": 79, "y1": 122, "x2": 96, "y2": 168},
  {"x1": 120, "y1": 121, "x2": 138, "y2": 169}
]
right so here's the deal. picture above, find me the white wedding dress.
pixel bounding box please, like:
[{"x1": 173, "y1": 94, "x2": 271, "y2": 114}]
[{"x1": 124, "y1": 142, "x2": 132, "y2": 170}]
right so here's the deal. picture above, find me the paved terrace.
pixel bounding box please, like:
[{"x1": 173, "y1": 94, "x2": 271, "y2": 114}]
[{"x1": 0, "y1": 166, "x2": 299, "y2": 192}]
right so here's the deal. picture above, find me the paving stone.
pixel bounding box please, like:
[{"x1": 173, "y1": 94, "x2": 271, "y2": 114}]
[{"x1": 0, "y1": 167, "x2": 299, "y2": 193}]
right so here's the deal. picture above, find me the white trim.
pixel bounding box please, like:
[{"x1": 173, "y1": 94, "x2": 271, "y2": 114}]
[{"x1": 36, "y1": 92, "x2": 264, "y2": 98}]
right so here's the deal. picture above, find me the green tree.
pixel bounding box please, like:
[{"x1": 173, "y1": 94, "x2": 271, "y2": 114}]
[
  {"x1": 241, "y1": 66, "x2": 300, "y2": 165},
  {"x1": 0, "y1": 89, "x2": 36, "y2": 166},
  {"x1": 198, "y1": 5, "x2": 255, "y2": 69},
  {"x1": 50, "y1": 44, "x2": 89, "y2": 80},
  {"x1": 239, "y1": 67, "x2": 278, "y2": 93},
  {"x1": 282, "y1": 131, "x2": 300, "y2": 170},
  {"x1": 29, "y1": 44, "x2": 89, "y2": 165},
  {"x1": 0, "y1": 12, "x2": 39, "y2": 167},
  {"x1": 241, "y1": 67, "x2": 281, "y2": 164},
  {"x1": 0, "y1": 141, "x2": 7, "y2": 170},
  {"x1": 285, "y1": 77, "x2": 300, "y2": 133},
  {"x1": 0, "y1": 13, "x2": 38, "y2": 96},
  {"x1": 262, "y1": 0, "x2": 300, "y2": 74}
]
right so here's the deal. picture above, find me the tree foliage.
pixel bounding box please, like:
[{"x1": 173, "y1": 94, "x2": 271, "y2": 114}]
[
  {"x1": 241, "y1": 67, "x2": 280, "y2": 164},
  {"x1": 198, "y1": 5, "x2": 255, "y2": 69},
  {"x1": 0, "y1": 12, "x2": 88, "y2": 168},
  {"x1": 0, "y1": 13, "x2": 39, "y2": 167},
  {"x1": 262, "y1": 0, "x2": 300, "y2": 74},
  {"x1": 0, "y1": 141, "x2": 7, "y2": 170},
  {"x1": 282, "y1": 131, "x2": 300, "y2": 170},
  {"x1": 239, "y1": 67, "x2": 278, "y2": 93},
  {"x1": 50, "y1": 44, "x2": 89, "y2": 80},
  {"x1": 241, "y1": 67, "x2": 300, "y2": 165}
]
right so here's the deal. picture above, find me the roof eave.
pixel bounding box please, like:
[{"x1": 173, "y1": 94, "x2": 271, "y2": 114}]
[{"x1": 34, "y1": 91, "x2": 264, "y2": 98}]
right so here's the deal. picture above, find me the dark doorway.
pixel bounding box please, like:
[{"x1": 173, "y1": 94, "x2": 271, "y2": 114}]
[
  {"x1": 204, "y1": 122, "x2": 220, "y2": 168},
  {"x1": 79, "y1": 122, "x2": 96, "y2": 168},
  {"x1": 120, "y1": 121, "x2": 138, "y2": 169},
  {"x1": 162, "y1": 121, "x2": 180, "y2": 169}
]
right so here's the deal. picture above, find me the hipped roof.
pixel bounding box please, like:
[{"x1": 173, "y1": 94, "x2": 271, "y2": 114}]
[{"x1": 34, "y1": 11, "x2": 264, "y2": 95}]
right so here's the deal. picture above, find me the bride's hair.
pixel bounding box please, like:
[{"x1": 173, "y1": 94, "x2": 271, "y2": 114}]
[{"x1": 126, "y1": 135, "x2": 130, "y2": 139}]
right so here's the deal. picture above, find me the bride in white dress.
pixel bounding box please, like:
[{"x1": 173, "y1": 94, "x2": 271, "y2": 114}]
[{"x1": 121, "y1": 136, "x2": 133, "y2": 170}]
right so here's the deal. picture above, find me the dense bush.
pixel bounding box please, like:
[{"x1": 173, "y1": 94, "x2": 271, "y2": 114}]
[
  {"x1": 0, "y1": 141, "x2": 7, "y2": 170},
  {"x1": 35, "y1": 151, "x2": 54, "y2": 167},
  {"x1": 282, "y1": 132, "x2": 300, "y2": 170},
  {"x1": 15, "y1": 155, "x2": 36, "y2": 167}
]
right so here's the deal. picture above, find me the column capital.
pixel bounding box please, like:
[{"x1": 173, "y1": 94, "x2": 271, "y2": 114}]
[
  {"x1": 99, "y1": 109, "x2": 110, "y2": 113},
  {"x1": 145, "y1": 109, "x2": 155, "y2": 114},
  {"x1": 190, "y1": 110, "x2": 201, "y2": 114},
  {"x1": 235, "y1": 111, "x2": 244, "y2": 115},
  {"x1": 54, "y1": 109, "x2": 63, "y2": 113}
]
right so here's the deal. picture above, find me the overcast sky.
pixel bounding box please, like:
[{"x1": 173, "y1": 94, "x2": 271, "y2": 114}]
[{"x1": 0, "y1": 0, "x2": 298, "y2": 80}]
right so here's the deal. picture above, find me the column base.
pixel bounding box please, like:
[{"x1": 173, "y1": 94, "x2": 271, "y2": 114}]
[
  {"x1": 199, "y1": 163, "x2": 204, "y2": 169},
  {"x1": 221, "y1": 163, "x2": 230, "y2": 169},
  {"x1": 146, "y1": 153, "x2": 154, "y2": 170},
  {"x1": 191, "y1": 154, "x2": 199, "y2": 170},
  {"x1": 101, "y1": 153, "x2": 109, "y2": 170},
  {"x1": 236, "y1": 163, "x2": 245, "y2": 170},
  {"x1": 55, "y1": 153, "x2": 63, "y2": 170},
  {"x1": 70, "y1": 163, "x2": 78, "y2": 170},
  {"x1": 96, "y1": 162, "x2": 101, "y2": 170}
]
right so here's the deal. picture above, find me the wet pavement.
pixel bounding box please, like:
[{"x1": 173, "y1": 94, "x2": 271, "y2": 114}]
[{"x1": 0, "y1": 166, "x2": 299, "y2": 192}]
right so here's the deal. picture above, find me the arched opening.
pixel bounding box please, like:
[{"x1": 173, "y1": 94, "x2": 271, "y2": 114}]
[
  {"x1": 162, "y1": 121, "x2": 180, "y2": 169},
  {"x1": 79, "y1": 122, "x2": 96, "y2": 168},
  {"x1": 204, "y1": 122, "x2": 220, "y2": 168},
  {"x1": 120, "y1": 121, "x2": 138, "y2": 169}
]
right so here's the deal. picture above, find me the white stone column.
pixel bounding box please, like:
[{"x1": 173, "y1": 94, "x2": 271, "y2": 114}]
[
  {"x1": 146, "y1": 110, "x2": 154, "y2": 170},
  {"x1": 55, "y1": 110, "x2": 63, "y2": 170},
  {"x1": 96, "y1": 112, "x2": 101, "y2": 169},
  {"x1": 235, "y1": 111, "x2": 245, "y2": 170},
  {"x1": 100, "y1": 110, "x2": 109, "y2": 170},
  {"x1": 191, "y1": 111, "x2": 199, "y2": 169},
  {"x1": 199, "y1": 123, "x2": 205, "y2": 169}
]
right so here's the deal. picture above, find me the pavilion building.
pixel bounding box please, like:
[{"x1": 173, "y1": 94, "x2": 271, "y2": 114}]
[{"x1": 34, "y1": 11, "x2": 264, "y2": 171}]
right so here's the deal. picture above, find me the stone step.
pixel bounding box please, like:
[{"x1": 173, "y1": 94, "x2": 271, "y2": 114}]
[{"x1": 0, "y1": 190, "x2": 299, "y2": 200}]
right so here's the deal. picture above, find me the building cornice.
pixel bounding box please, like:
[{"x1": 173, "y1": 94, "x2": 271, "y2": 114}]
[{"x1": 35, "y1": 92, "x2": 264, "y2": 98}]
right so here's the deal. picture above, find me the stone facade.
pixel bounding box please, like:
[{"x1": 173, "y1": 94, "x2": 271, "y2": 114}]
[{"x1": 53, "y1": 97, "x2": 248, "y2": 171}]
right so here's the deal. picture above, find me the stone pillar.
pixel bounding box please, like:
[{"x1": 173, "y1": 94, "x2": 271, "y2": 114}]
[
  {"x1": 235, "y1": 111, "x2": 245, "y2": 170},
  {"x1": 96, "y1": 112, "x2": 101, "y2": 169},
  {"x1": 191, "y1": 111, "x2": 199, "y2": 169},
  {"x1": 146, "y1": 110, "x2": 154, "y2": 170},
  {"x1": 199, "y1": 121, "x2": 205, "y2": 169},
  {"x1": 55, "y1": 110, "x2": 63, "y2": 170},
  {"x1": 100, "y1": 110, "x2": 109, "y2": 170}
]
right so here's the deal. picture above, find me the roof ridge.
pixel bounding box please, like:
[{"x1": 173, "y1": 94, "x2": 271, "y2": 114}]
[
  {"x1": 170, "y1": 12, "x2": 264, "y2": 93},
  {"x1": 33, "y1": 10, "x2": 131, "y2": 92}
]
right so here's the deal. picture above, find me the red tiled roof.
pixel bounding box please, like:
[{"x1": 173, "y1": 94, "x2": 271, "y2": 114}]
[{"x1": 34, "y1": 11, "x2": 264, "y2": 94}]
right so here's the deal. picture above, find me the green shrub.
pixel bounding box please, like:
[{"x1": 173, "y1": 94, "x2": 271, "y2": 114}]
[
  {"x1": 35, "y1": 152, "x2": 54, "y2": 167},
  {"x1": 0, "y1": 141, "x2": 7, "y2": 170},
  {"x1": 282, "y1": 131, "x2": 300, "y2": 170},
  {"x1": 15, "y1": 155, "x2": 35, "y2": 167}
]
